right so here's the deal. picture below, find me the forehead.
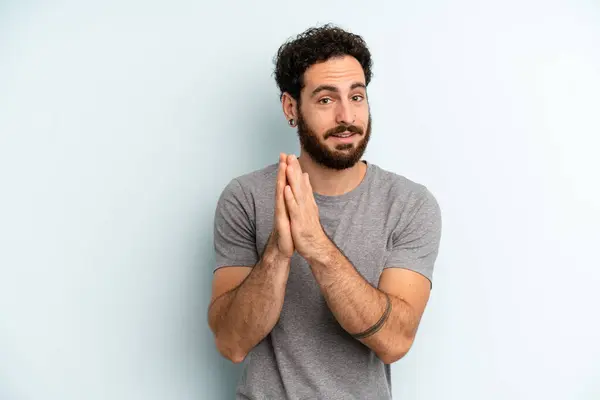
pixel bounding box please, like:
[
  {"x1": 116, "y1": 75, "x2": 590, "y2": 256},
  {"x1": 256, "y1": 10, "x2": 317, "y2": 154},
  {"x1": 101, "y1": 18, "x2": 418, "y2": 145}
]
[{"x1": 302, "y1": 55, "x2": 366, "y2": 91}]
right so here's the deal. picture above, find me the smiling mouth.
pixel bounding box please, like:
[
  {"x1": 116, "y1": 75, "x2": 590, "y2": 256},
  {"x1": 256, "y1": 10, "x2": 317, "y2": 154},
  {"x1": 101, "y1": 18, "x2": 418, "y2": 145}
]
[{"x1": 330, "y1": 131, "x2": 357, "y2": 138}]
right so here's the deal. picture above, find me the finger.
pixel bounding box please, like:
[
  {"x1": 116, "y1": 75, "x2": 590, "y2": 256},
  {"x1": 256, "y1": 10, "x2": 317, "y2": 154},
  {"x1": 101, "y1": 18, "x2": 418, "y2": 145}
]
[
  {"x1": 277, "y1": 153, "x2": 288, "y2": 198},
  {"x1": 275, "y1": 161, "x2": 285, "y2": 200},
  {"x1": 286, "y1": 155, "x2": 304, "y2": 203},
  {"x1": 275, "y1": 162, "x2": 288, "y2": 218},
  {"x1": 287, "y1": 153, "x2": 301, "y2": 170},
  {"x1": 303, "y1": 172, "x2": 317, "y2": 205},
  {"x1": 303, "y1": 172, "x2": 311, "y2": 188},
  {"x1": 284, "y1": 185, "x2": 297, "y2": 216},
  {"x1": 303, "y1": 172, "x2": 312, "y2": 193},
  {"x1": 280, "y1": 169, "x2": 291, "y2": 221}
]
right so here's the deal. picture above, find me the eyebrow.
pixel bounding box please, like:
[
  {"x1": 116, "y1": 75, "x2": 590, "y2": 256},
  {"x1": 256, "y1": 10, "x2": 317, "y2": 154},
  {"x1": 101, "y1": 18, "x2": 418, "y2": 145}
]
[{"x1": 310, "y1": 82, "x2": 366, "y2": 97}]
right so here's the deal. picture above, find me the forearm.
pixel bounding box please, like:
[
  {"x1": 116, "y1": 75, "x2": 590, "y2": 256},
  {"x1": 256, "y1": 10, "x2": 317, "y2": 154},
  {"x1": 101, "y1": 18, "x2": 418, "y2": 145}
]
[
  {"x1": 306, "y1": 240, "x2": 417, "y2": 364},
  {"x1": 209, "y1": 247, "x2": 290, "y2": 363}
]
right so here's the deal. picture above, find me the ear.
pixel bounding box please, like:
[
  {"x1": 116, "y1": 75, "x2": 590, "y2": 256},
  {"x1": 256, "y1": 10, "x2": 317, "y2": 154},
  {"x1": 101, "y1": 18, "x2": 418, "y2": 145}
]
[{"x1": 281, "y1": 92, "x2": 298, "y2": 125}]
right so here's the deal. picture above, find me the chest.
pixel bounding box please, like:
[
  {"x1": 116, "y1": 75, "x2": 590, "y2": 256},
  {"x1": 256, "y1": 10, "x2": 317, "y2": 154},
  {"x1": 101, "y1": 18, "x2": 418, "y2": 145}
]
[{"x1": 255, "y1": 197, "x2": 396, "y2": 328}]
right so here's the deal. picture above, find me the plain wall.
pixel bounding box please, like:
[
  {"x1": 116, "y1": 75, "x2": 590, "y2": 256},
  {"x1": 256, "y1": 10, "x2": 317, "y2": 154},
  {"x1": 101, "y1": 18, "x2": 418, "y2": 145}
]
[{"x1": 1, "y1": 1, "x2": 599, "y2": 399}]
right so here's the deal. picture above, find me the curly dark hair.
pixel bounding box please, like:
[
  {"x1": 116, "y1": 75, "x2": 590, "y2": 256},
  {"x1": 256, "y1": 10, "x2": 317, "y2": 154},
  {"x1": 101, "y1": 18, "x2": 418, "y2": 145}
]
[{"x1": 273, "y1": 24, "x2": 373, "y2": 102}]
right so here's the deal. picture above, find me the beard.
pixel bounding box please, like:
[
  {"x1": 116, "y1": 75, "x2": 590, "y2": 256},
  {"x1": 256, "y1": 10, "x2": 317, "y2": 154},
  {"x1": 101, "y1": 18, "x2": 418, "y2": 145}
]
[{"x1": 296, "y1": 110, "x2": 372, "y2": 171}]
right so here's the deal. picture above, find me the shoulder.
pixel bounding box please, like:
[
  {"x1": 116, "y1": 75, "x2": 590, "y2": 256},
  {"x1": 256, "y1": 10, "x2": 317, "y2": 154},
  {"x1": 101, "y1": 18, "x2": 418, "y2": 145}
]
[
  {"x1": 368, "y1": 162, "x2": 441, "y2": 235},
  {"x1": 368, "y1": 162, "x2": 436, "y2": 206},
  {"x1": 232, "y1": 163, "x2": 278, "y2": 193},
  {"x1": 217, "y1": 163, "x2": 278, "y2": 205},
  {"x1": 366, "y1": 162, "x2": 441, "y2": 228}
]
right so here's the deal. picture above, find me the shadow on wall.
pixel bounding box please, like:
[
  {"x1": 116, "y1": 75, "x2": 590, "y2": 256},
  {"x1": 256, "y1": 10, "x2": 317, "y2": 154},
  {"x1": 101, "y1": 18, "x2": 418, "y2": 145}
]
[{"x1": 199, "y1": 91, "x2": 298, "y2": 399}]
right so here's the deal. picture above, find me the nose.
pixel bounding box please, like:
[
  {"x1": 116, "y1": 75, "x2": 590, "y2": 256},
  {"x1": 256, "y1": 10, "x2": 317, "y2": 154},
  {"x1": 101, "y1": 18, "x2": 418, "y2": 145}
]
[{"x1": 335, "y1": 99, "x2": 354, "y2": 126}]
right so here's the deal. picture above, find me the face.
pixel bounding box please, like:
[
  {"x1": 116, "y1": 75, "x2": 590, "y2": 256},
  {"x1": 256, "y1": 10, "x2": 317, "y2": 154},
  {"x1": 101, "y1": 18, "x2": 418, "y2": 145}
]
[{"x1": 294, "y1": 56, "x2": 371, "y2": 170}]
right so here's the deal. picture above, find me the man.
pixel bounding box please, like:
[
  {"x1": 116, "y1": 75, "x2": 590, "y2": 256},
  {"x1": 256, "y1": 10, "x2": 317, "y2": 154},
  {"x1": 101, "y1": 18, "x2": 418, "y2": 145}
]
[{"x1": 208, "y1": 24, "x2": 442, "y2": 399}]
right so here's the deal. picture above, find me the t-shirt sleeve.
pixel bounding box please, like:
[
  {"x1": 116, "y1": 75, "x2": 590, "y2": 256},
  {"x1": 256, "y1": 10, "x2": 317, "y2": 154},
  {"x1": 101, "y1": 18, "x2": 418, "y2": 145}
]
[
  {"x1": 213, "y1": 178, "x2": 259, "y2": 273},
  {"x1": 384, "y1": 188, "x2": 442, "y2": 287}
]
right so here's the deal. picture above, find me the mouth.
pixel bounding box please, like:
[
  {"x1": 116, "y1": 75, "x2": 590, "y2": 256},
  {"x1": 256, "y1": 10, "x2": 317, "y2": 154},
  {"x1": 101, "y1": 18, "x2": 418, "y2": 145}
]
[{"x1": 329, "y1": 131, "x2": 358, "y2": 143}]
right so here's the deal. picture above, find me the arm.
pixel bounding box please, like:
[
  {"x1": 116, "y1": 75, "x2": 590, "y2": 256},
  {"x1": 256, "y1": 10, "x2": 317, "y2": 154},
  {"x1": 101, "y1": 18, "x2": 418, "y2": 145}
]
[
  {"x1": 209, "y1": 154, "x2": 295, "y2": 363},
  {"x1": 304, "y1": 240, "x2": 430, "y2": 364},
  {"x1": 281, "y1": 154, "x2": 441, "y2": 364},
  {"x1": 208, "y1": 235, "x2": 291, "y2": 363}
]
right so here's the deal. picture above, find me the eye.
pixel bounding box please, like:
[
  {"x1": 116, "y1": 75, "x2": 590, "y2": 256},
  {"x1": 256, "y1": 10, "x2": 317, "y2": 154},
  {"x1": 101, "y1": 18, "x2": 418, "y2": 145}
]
[
  {"x1": 319, "y1": 97, "x2": 332, "y2": 104},
  {"x1": 352, "y1": 95, "x2": 364, "y2": 102}
]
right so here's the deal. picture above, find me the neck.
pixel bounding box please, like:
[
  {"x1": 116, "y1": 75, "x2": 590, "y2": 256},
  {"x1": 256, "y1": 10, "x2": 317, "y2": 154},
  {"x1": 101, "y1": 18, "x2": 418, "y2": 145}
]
[{"x1": 297, "y1": 152, "x2": 367, "y2": 197}]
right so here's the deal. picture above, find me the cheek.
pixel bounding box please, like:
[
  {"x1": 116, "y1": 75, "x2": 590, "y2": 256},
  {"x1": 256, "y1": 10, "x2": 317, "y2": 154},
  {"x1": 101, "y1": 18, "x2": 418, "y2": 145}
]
[
  {"x1": 356, "y1": 107, "x2": 370, "y2": 127},
  {"x1": 308, "y1": 111, "x2": 334, "y2": 134}
]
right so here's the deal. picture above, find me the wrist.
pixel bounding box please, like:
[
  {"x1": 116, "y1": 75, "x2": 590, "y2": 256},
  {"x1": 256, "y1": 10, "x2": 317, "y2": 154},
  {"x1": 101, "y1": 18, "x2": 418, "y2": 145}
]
[
  {"x1": 263, "y1": 240, "x2": 292, "y2": 266},
  {"x1": 303, "y1": 232, "x2": 334, "y2": 265}
]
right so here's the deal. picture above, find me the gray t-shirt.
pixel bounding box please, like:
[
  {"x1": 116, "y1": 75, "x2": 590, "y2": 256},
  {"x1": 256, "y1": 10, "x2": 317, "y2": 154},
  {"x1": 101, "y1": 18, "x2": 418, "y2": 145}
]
[{"x1": 213, "y1": 160, "x2": 442, "y2": 400}]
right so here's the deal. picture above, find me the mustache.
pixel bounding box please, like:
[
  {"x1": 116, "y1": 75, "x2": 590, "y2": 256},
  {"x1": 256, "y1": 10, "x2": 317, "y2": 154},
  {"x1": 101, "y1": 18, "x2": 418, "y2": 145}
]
[{"x1": 325, "y1": 124, "x2": 363, "y2": 138}]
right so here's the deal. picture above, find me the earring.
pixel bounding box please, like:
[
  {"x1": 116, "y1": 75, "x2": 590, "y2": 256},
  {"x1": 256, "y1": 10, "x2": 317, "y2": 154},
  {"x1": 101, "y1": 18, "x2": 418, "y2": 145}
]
[{"x1": 289, "y1": 119, "x2": 295, "y2": 127}]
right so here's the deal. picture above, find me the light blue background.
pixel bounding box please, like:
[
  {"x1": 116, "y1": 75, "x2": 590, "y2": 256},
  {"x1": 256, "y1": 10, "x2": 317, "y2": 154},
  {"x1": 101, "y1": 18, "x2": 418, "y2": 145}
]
[{"x1": 1, "y1": 1, "x2": 599, "y2": 399}]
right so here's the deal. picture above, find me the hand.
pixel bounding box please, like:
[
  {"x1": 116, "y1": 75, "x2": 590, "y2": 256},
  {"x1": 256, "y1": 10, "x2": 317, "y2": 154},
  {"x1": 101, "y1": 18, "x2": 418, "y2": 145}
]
[
  {"x1": 267, "y1": 153, "x2": 295, "y2": 259},
  {"x1": 283, "y1": 154, "x2": 329, "y2": 260}
]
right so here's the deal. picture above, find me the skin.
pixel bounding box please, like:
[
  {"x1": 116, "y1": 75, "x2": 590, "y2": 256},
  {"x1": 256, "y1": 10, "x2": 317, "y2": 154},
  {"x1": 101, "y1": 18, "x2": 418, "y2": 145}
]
[
  {"x1": 282, "y1": 55, "x2": 371, "y2": 196},
  {"x1": 208, "y1": 154, "x2": 293, "y2": 363},
  {"x1": 209, "y1": 55, "x2": 432, "y2": 365}
]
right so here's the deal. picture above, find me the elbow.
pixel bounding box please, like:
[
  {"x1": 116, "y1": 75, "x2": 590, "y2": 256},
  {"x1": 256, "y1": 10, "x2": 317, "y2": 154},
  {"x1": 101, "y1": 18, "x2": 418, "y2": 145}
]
[
  {"x1": 208, "y1": 314, "x2": 247, "y2": 364},
  {"x1": 215, "y1": 336, "x2": 247, "y2": 364},
  {"x1": 225, "y1": 352, "x2": 247, "y2": 364},
  {"x1": 379, "y1": 349, "x2": 408, "y2": 365},
  {"x1": 378, "y1": 339, "x2": 413, "y2": 364},
  {"x1": 226, "y1": 348, "x2": 247, "y2": 364}
]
